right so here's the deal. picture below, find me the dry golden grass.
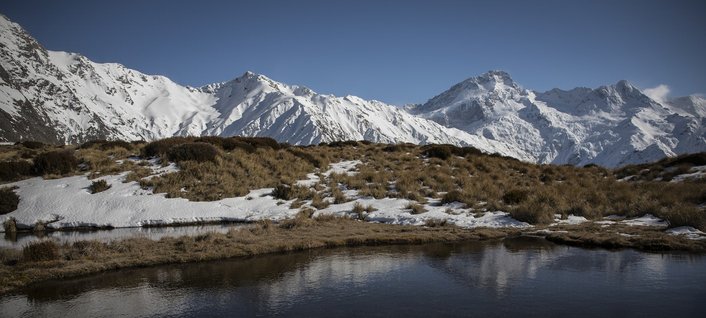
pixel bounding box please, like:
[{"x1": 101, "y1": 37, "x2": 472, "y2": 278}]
[
  {"x1": 0, "y1": 217, "x2": 512, "y2": 296},
  {"x1": 2, "y1": 138, "x2": 705, "y2": 230},
  {"x1": 539, "y1": 222, "x2": 706, "y2": 251}
]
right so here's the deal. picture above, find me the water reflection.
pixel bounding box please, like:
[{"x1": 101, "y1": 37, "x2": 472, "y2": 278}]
[
  {"x1": 0, "y1": 224, "x2": 247, "y2": 249},
  {"x1": 2, "y1": 238, "x2": 705, "y2": 317}
]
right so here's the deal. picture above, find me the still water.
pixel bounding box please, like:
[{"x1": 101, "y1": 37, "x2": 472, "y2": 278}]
[
  {"x1": 0, "y1": 224, "x2": 247, "y2": 249},
  {"x1": 1, "y1": 237, "x2": 704, "y2": 317}
]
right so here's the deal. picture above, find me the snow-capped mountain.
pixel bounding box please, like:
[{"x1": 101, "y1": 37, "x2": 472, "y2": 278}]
[
  {"x1": 410, "y1": 71, "x2": 706, "y2": 167},
  {"x1": 0, "y1": 14, "x2": 517, "y2": 156},
  {"x1": 1, "y1": 14, "x2": 704, "y2": 167}
]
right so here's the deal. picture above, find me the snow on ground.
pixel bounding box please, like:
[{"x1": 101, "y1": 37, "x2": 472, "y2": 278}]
[
  {"x1": 670, "y1": 165, "x2": 706, "y2": 182},
  {"x1": 314, "y1": 197, "x2": 529, "y2": 228},
  {"x1": 1, "y1": 159, "x2": 532, "y2": 232},
  {"x1": 296, "y1": 160, "x2": 361, "y2": 187},
  {"x1": 324, "y1": 160, "x2": 361, "y2": 176},
  {"x1": 666, "y1": 226, "x2": 706, "y2": 240},
  {"x1": 594, "y1": 214, "x2": 670, "y2": 227},
  {"x1": 620, "y1": 214, "x2": 669, "y2": 227},
  {"x1": 551, "y1": 214, "x2": 589, "y2": 225},
  {"x1": 1, "y1": 173, "x2": 295, "y2": 231}
]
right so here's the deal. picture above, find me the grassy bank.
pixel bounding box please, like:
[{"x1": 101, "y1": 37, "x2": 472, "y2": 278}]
[
  {"x1": 0, "y1": 216, "x2": 511, "y2": 296},
  {"x1": 2, "y1": 215, "x2": 705, "y2": 296}
]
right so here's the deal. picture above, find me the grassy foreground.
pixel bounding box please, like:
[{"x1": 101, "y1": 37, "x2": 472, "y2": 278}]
[
  {"x1": 2, "y1": 138, "x2": 705, "y2": 230},
  {"x1": 0, "y1": 216, "x2": 511, "y2": 296},
  {"x1": 2, "y1": 215, "x2": 706, "y2": 296}
]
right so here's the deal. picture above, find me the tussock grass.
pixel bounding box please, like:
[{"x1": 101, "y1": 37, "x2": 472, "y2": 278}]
[
  {"x1": 22, "y1": 240, "x2": 60, "y2": 262},
  {"x1": 406, "y1": 203, "x2": 428, "y2": 215},
  {"x1": 88, "y1": 180, "x2": 111, "y2": 194},
  {"x1": 2, "y1": 139, "x2": 704, "y2": 230},
  {"x1": 0, "y1": 217, "x2": 513, "y2": 296}
]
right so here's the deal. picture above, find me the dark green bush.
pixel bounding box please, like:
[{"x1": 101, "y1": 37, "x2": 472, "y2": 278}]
[
  {"x1": 166, "y1": 142, "x2": 219, "y2": 163},
  {"x1": 0, "y1": 187, "x2": 19, "y2": 215},
  {"x1": 33, "y1": 150, "x2": 78, "y2": 175},
  {"x1": 0, "y1": 161, "x2": 34, "y2": 181}
]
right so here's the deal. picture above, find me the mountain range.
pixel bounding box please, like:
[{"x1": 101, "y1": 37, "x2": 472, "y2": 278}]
[{"x1": 1, "y1": 14, "x2": 704, "y2": 167}]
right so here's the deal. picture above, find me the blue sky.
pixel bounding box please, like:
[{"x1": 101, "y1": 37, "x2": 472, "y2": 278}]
[{"x1": 1, "y1": 0, "x2": 704, "y2": 105}]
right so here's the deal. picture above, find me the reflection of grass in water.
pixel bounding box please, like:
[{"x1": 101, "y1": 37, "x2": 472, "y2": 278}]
[
  {"x1": 3, "y1": 215, "x2": 706, "y2": 297},
  {"x1": 0, "y1": 216, "x2": 511, "y2": 296}
]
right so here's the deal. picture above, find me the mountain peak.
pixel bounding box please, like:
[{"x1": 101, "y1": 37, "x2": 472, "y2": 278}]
[{"x1": 480, "y1": 70, "x2": 512, "y2": 80}]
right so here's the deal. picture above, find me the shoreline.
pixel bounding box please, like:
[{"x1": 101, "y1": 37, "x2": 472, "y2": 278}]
[{"x1": 1, "y1": 216, "x2": 705, "y2": 297}]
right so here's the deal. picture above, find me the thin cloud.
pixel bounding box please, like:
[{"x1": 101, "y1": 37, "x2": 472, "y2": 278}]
[{"x1": 643, "y1": 84, "x2": 670, "y2": 103}]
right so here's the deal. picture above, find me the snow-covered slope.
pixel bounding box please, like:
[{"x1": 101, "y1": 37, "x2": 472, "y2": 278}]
[
  {"x1": 0, "y1": 15, "x2": 219, "y2": 144},
  {"x1": 198, "y1": 72, "x2": 523, "y2": 157},
  {"x1": 0, "y1": 14, "x2": 518, "y2": 158},
  {"x1": 410, "y1": 71, "x2": 706, "y2": 167},
  {"x1": 0, "y1": 14, "x2": 704, "y2": 167}
]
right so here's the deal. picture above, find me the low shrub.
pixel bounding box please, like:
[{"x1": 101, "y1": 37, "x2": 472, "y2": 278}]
[
  {"x1": 328, "y1": 140, "x2": 359, "y2": 148},
  {"x1": 502, "y1": 189, "x2": 529, "y2": 205},
  {"x1": 0, "y1": 160, "x2": 34, "y2": 181},
  {"x1": 22, "y1": 240, "x2": 60, "y2": 262},
  {"x1": 510, "y1": 200, "x2": 555, "y2": 224},
  {"x1": 271, "y1": 184, "x2": 314, "y2": 201},
  {"x1": 33, "y1": 150, "x2": 77, "y2": 175},
  {"x1": 287, "y1": 148, "x2": 327, "y2": 168},
  {"x1": 351, "y1": 202, "x2": 368, "y2": 220},
  {"x1": 233, "y1": 136, "x2": 282, "y2": 150},
  {"x1": 421, "y1": 144, "x2": 452, "y2": 160},
  {"x1": 665, "y1": 153, "x2": 706, "y2": 167},
  {"x1": 0, "y1": 187, "x2": 19, "y2": 215},
  {"x1": 166, "y1": 142, "x2": 219, "y2": 163},
  {"x1": 420, "y1": 144, "x2": 483, "y2": 159},
  {"x1": 332, "y1": 187, "x2": 349, "y2": 204},
  {"x1": 17, "y1": 141, "x2": 45, "y2": 149},
  {"x1": 142, "y1": 137, "x2": 191, "y2": 157},
  {"x1": 311, "y1": 193, "x2": 330, "y2": 209},
  {"x1": 441, "y1": 190, "x2": 464, "y2": 204},
  {"x1": 424, "y1": 218, "x2": 448, "y2": 227},
  {"x1": 88, "y1": 180, "x2": 111, "y2": 194},
  {"x1": 659, "y1": 203, "x2": 706, "y2": 231},
  {"x1": 80, "y1": 139, "x2": 133, "y2": 151},
  {"x1": 406, "y1": 203, "x2": 428, "y2": 215},
  {"x1": 221, "y1": 139, "x2": 255, "y2": 152}
]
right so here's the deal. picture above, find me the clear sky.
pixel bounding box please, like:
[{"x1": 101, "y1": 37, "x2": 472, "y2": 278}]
[{"x1": 1, "y1": 0, "x2": 704, "y2": 105}]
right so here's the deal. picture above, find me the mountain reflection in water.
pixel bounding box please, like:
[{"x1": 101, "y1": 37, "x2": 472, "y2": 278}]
[{"x1": 2, "y1": 237, "x2": 704, "y2": 317}]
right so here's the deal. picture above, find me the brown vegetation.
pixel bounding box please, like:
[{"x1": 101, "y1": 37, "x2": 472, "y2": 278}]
[
  {"x1": 1, "y1": 138, "x2": 704, "y2": 230},
  {"x1": 88, "y1": 179, "x2": 111, "y2": 194},
  {"x1": 0, "y1": 186, "x2": 19, "y2": 215},
  {"x1": 0, "y1": 217, "x2": 512, "y2": 295}
]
